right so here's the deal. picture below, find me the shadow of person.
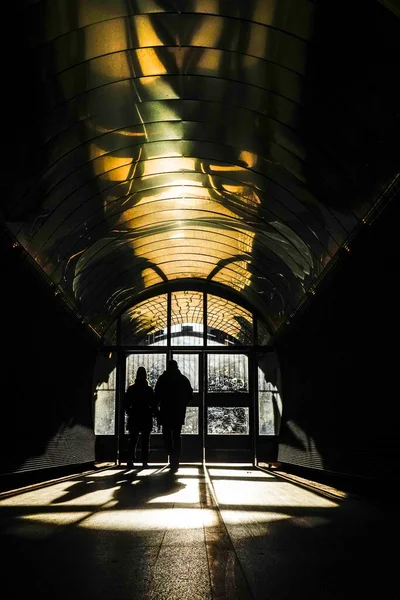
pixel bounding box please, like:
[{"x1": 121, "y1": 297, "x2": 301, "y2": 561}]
[
  {"x1": 47, "y1": 469, "x2": 130, "y2": 504},
  {"x1": 114, "y1": 468, "x2": 186, "y2": 510},
  {"x1": 45, "y1": 465, "x2": 186, "y2": 508}
]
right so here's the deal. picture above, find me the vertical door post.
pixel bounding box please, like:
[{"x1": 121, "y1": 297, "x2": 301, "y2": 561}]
[
  {"x1": 115, "y1": 317, "x2": 126, "y2": 466},
  {"x1": 202, "y1": 293, "x2": 208, "y2": 464},
  {"x1": 250, "y1": 350, "x2": 258, "y2": 467},
  {"x1": 167, "y1": 292, "x2": 172, "y2": 361}
]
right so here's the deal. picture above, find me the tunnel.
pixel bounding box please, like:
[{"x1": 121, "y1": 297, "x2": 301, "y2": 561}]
[{"x1": 0, "y1": 1, "x2": 399, "y2": 598}]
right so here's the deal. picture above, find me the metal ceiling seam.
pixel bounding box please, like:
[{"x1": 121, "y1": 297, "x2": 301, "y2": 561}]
[
  {"x1": 67, "y1": 236, "x2": 297, "y2": 294},
  {"x1": 58, "y1": 205, "x2": 316, "y2": 276},
  {"x1": 31, "y1": 158, "x2": 306, "y2": 231},
  {"x1": 27, "y1": 141, "x2": 311, "y2": 214},
  {"x1": 44, "y1": 34, "x2": 306, "y2": 85},
  {"x1": 42, "y1": 51, "x2": 307, "y2": 106},
  {"x1": 111, "y1": 201, "x2": 322, "y2": 267},
  {"x1": 29, "y1": 153, "x2": 324, "y2": 238},
  {"x1": 58, "y1": 222, "x2": 298, "y2": 276},
  {"x1": 37, "y1": 68, "x2": 304, "y2": 146},
  {"x1": 38, "y1": 50, "x2": 305, "y2": 116},
  {"x1": 120, "y1": 196, "x2": 330, "y2": 258},
  {"x1": 30, "y1": 189, "x2": 304, "y2": 266},
  {"x1": 33, "y1": 162, "x2": 329, "y2": 238},
  {"x1": 76, "y1": 260, "x2": 262, "y2": 308},
  {"x1": 76, "y1": 245, "x2": 297, "y2": 302},
  {"x1": 31, "y1": 138, "x2": 306, "y2": 222},
  {"x1": 37, "y1": 27, "x2": 311, "y2": 78},
  {"x1": 23, "y1": 5, "x2": 315, "y2": 51},
  {"x1": 65, "y1": 232, "x2": 301, "y2": 298},
  {"x1": 74, "y1": 164, "x2": 344, "y2": 243},
  {"x1": 69, "y1": 237, "x2": 310, "y2": 310},
  {"x1": 27, "y1": 92, "x2": 297, "y2": 177},
  {"x1": 37, "y1": 163, "x2": 348, "y2": 252},
  {"x1": 35, "y1": 201, "x2": 301, "y2": 277},
  {"x1": 43, "y1": 109, "x2": 299, "y2": 164},
  {"x1": 127, "y1": 237, "x2": 310, "y2": 288},
  {"x1": 35, "y1": 105, "x2": 307, "y2": 186},
  {"x1": 68, "y1": 229, "x2": 300, "y2": 293},
  {"x1": 26, "y1": 151, "x2": 312, "y2": 245},
  {"x1": 23, "y1": 173, "x2": 346, "y2": 278},
  {"x1": 28, "y1": 121, "x2": 309, "y2": 205},
  {"x1": 27, "y1": 128, "x2": 307, "y2": 192},
  {"x1": 34, "y1": 160, "x2": 353, "y2": 235},
  {"x1": 34, "y1": 172, "x2": 342, "y2": 274},
  {"x1": 38, "y1": 75, "x2": 303, "y2": 150}
]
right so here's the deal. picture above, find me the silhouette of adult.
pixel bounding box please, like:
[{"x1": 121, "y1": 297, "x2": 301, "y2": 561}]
[
  {"x1": 124, "y1": 366, "x2": 156, "y2": 468},
  {"x1": 154, "y1": 359, "x2": 193, "y2": 471}
]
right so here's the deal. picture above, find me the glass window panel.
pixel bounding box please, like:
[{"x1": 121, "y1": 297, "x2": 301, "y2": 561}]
[
  {"x1": 94, "y1": 358, "x2": 116, "y2": 435},
  {"x1": 207, "y1": 295, "x2": 253, "y2": 345},
  {"x1": 208, "y1": 354, "x2": 249, "y2": 393},
  {"x1": 150, "y1": 406, "x2": 198, "y2": 435},
  {"x1": 125, "y1": 354, "x2": 167, "y2": 434},
  {"x1": 121, "y1": 294, "x2": 167, "y2": 346},
  {"x1": 171, "y1": 291, "x2": 204, "y2": 346},
  {"x1": 170, "y1": 330, "x2": 204, "y2": 346},
  {"x1": 172, "y1": 353, "x2": 199, "y2": 393},
  {"x1": 95, "y1": 390, "x2": 115, "y2": 435},
  {"x1": 182, "y1": 407, "x2": 199, "y2": 435},
  {"x1": 258, "y1": 391, "x2": 276, "y2": 435},
  {"x1": 258, "y1": 355, "x2": 283, "y2": 435},
  {"x1": 207, "y1": 407, "x2": 249, "y2": 435},
  {"x1": 126, "y1": 353, "x2": 167, "y2": 390},
  {"x1": 93, "y1": 352, "x2": 117, "y2": 435}
]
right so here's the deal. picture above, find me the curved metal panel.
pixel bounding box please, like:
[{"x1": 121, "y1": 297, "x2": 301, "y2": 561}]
[{"x1": 4, "y1": 0, "x2": 397, "y2": 341}]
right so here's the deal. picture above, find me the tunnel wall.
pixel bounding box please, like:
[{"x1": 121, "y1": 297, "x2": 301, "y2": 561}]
[
  {"x1": 1, "y1": 187, "x2": 398, "y2": 486},
  {"x1": 0, "y1": 230, "x2": 99, "y2": 481},
  {"x1": 274, "y1": 193, "x2": 399, "y2": 485}
]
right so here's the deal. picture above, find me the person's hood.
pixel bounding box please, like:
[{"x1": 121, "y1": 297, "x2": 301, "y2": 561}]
[{"x1": 164, "y1": 368, "x2": 181, "y2": 375}]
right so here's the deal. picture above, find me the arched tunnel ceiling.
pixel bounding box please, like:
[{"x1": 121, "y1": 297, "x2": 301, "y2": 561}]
[{"x1": 2, "y1": 0, "x2": 400, "y2": 343}]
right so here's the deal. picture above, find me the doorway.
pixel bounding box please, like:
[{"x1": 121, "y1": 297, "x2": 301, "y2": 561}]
[
  {"x1": 93, "y1": 285, "x2": 282, "y2": 465},
  {"x1": 204, "y1": 352, "x2": 253, "y2": 463},
  {"x1": 123, "y1": 351, "x2": 253, "y2": 464}
]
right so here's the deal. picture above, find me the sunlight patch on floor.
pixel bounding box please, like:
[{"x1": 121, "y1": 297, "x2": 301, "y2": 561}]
[
  {"x1": 147, "y1": 477, "x2": 201, "y2": 504},
  {"x1": 79, "y1": 507, "x2": 216, "y2": 530}
]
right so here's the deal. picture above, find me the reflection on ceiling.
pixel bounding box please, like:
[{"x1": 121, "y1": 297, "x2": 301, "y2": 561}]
[
  {"x1": 3, "y1": 1, "x2": 399, "y2": 343},
  {"x1": 121, "y1": 294, "x2": 168, "y2": 346},
  {"x1": 120, "y1": 291, "x2": 254, "y2": 346}
]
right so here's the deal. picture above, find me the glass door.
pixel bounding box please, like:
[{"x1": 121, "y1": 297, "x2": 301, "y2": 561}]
[
  {"x1": 205, "y1": 353, "x2": 253, "y2": 463},
  {"x1": 123, "y1": 352, "x2": 167, "y2": 464},
  {"x1": 171, "y1": 352, "x2": 203, "y2": 462}
]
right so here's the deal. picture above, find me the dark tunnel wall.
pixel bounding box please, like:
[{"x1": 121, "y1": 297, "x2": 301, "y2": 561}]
[
  {"x1": 1, "y1": 186, "x2": 398, "y2": 486},
  {"x1": 271, "y1": 0, "x2": 400, "y2": 489},
  {"x1": 301, "y1": 1, "x2": 400, "y2": 217},
  {"x1": 0, "y1": 0, "x2": 399, "y2": 491},
  {"x1": 274, "y1": 190, "x2": 399, "y2": 485},
  {"x1": 0, "y1": 230, "x2": 99, "y2": 479}
]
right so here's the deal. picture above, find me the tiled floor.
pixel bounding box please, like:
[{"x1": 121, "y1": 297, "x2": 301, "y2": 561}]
[{"x1": 0, "y1": 464, "x2": 395, "y2": 599}]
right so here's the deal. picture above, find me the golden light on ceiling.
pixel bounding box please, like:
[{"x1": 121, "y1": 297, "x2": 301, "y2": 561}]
[{"x1": 7, "y1": 0, "x2": 366, "y2": 342}]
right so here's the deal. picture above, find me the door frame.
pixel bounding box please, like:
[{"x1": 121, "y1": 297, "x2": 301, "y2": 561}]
[
  {"x1": 203, "y1": 350, "x2": 255, "y2": 463},
  {"x1": 109, "y1": 346, "x2": 277, "y2": 466}
]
